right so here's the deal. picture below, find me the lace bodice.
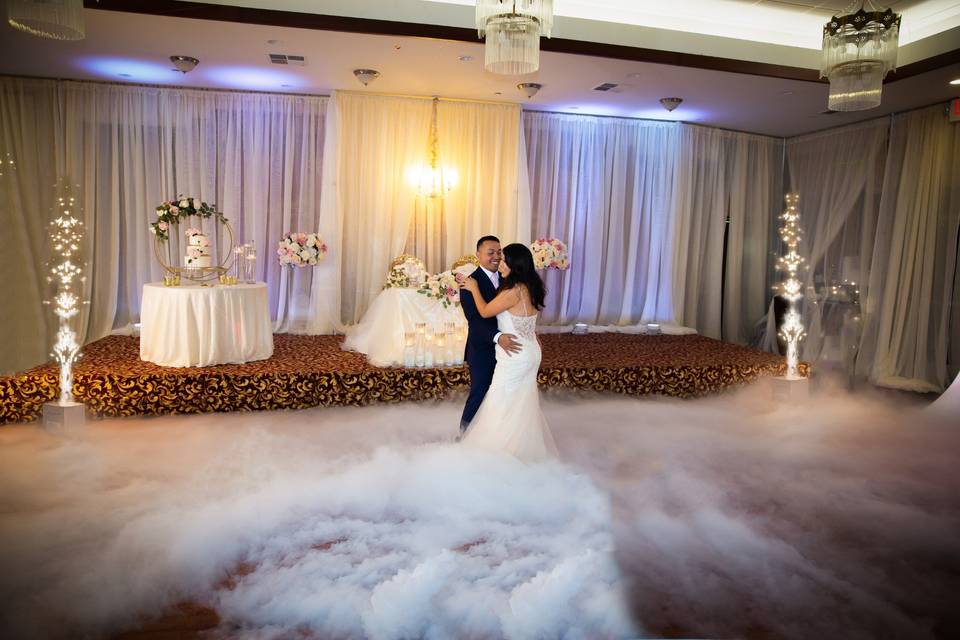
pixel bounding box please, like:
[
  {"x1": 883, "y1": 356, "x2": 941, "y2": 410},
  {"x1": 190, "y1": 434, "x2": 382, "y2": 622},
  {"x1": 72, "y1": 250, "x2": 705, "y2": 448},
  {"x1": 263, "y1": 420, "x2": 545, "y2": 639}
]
[
  {"x1": 507, "y1": 312, "x2": 538, "y2": 341},
  {"x1": 496, "y1": 289, "x2": 538, "y2": 341}
]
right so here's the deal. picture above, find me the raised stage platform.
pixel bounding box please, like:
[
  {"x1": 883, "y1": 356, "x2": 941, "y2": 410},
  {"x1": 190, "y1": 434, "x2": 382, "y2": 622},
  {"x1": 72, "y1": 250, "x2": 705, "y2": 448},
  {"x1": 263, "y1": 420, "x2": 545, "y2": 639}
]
[{"x1": 0, "y1": 334, "x2": 804, "y2": 424}]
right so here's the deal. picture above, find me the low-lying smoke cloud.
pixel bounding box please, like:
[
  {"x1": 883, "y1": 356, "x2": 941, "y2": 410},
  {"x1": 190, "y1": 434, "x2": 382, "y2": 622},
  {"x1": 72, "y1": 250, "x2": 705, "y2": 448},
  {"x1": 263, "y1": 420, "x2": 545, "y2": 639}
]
[{"x1": 0, "y1": 381, "x2": 957, "y2": 639}]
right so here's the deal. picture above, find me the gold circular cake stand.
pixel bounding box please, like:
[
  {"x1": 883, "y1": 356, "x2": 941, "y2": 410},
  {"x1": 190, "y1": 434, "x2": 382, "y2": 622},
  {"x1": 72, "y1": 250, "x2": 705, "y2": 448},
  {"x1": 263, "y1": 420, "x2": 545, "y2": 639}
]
[{"x1": 154, "y1": 218, "x2": 236, "y2": 283}]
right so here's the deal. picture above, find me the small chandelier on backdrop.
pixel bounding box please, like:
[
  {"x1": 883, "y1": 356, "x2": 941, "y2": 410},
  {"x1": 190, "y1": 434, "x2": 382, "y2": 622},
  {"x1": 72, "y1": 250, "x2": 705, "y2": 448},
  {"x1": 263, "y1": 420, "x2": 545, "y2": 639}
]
[
  {"x1": 476, "y1": 0, "x2": 554, "y2": 75},
  {"x1": 820, "y1": 3, "x2": 901, "y2": 111},
  {"x1": 407, "y1": 98, "x2": 459, "y2": 199},
  {"x1": 7, "y1": 0, "x2": 85, "y2": 40}
]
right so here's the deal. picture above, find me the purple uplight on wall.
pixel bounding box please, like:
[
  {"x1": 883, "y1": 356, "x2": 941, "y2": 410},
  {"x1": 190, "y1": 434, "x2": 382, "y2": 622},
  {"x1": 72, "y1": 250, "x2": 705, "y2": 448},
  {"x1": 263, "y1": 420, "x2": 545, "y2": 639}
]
[
  {"x1": 77, "y1": 56, "x2": 180, "y2": 83},
  {"x1": 205, "y1": 66, "x2": 303, "y2": 90}
]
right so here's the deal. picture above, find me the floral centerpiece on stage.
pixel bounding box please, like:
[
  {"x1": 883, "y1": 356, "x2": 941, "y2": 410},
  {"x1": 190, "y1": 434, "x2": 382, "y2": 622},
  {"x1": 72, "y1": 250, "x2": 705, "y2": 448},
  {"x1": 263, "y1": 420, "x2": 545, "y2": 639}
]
[
  {"x1": 418, "y1": 270, "x2": 461, "y2": 308},
  {"x1": 530, "y1": 237, "x2": 570, "y2": 270},
  {"x1": 383, "y1": 265, "x2": 413, "y2": 289},
  {"x1": 150, "y1": 196, "x2": 226, "y2": 241},
  {"x1": 277, "y1": 232, "x2": 327, "y2": 267},
  {"x1": 383, "y1": 256, "x2": 427, "y2": 289}
]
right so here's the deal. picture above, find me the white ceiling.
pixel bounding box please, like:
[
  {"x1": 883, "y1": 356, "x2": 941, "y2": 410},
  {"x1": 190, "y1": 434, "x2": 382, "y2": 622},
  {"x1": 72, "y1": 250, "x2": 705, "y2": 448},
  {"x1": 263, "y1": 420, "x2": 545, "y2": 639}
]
[
  {"x1": 0, "y1": 3, "x2": 957, "y2": 137},
  {"x1": 191, "y1": 0, "x2": 960, "y2": 67}
]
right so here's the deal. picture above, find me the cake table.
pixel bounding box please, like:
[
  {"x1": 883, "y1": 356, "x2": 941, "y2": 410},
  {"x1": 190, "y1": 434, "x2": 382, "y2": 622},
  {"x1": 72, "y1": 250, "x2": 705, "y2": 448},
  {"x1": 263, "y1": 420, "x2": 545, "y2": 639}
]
[{"x1": 140, "y1": 282, "x2": 273, "y2": 367}]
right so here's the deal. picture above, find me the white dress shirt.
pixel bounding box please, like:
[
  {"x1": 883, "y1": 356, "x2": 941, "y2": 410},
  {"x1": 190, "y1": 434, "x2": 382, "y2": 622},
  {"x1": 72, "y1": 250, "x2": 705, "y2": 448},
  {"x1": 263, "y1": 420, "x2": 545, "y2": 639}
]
[{"x1": 480, "y1": 266, "x2": 500, "y2": 289}]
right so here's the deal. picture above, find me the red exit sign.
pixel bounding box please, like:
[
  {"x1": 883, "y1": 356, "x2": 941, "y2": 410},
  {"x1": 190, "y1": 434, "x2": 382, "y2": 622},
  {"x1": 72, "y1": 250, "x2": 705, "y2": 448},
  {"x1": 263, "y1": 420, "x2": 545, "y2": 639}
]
[{"x1": 951, "y1": 98, "x2": 960, "y2": 122}]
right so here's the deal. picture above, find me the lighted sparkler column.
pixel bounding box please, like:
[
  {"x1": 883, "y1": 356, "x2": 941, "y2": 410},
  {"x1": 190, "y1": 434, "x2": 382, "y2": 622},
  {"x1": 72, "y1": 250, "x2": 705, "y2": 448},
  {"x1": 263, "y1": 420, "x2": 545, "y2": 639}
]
[
  {"x1": 776, "y1": 193, "x2": 806, "y2": 380},
  {"x1": 42, "y1": 186, "x2": 88, "y2": 428}
]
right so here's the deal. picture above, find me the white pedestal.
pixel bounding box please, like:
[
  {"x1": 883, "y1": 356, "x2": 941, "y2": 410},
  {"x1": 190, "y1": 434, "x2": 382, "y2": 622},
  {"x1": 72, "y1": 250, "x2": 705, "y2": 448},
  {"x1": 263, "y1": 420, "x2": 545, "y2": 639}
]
[
  {"x1": 42, "y1": 401, "x2": 86, "y2": 430},
  {"x1": 770, "y1": 376, "x2": 811, "y2": 401}
]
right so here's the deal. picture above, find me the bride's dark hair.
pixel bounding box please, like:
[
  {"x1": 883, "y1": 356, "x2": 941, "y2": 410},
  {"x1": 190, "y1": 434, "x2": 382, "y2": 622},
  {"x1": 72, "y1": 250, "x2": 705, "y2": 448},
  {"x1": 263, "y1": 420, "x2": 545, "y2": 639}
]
[{"x1": 500, "y1": 243, "x2": 546, "y2": 310}]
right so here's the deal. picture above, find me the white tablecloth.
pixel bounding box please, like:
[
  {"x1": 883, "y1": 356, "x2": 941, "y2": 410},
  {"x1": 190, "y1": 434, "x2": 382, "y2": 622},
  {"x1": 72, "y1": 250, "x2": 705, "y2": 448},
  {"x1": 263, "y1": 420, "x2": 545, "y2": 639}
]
[
  {"x1": 343, "y1": 288, "x2": 466, "y2": 367},
  {"x1": 140, "y1": 282, "x2": 273, "y2": 367}
]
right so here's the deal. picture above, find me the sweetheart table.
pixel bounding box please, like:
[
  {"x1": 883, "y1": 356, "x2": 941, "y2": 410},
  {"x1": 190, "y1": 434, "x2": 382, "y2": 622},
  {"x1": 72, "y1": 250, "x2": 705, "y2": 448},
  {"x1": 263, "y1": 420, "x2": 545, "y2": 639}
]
[
  {"x1": 343, "y1": 288, "x2": 466, "y2": 367},
  {"x1": 140, "y1": 282, "x2": 273, "y2": 367}
]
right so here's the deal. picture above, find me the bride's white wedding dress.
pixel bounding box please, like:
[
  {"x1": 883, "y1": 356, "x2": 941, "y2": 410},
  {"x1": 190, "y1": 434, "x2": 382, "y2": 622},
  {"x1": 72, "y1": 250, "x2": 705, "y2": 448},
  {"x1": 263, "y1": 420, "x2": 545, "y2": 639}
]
[{"x1": 461, "y1": 300, "x2": 558, "y2": 462}]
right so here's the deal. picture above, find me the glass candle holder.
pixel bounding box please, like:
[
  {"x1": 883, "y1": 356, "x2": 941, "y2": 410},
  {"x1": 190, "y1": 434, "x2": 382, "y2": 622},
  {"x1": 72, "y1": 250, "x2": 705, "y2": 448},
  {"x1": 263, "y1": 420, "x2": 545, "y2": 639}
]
[
  {"x1": 443, "y1": 330, "x2": 454, "y2": 366},
  {"x1": 403, "y1": 332, "x2": 416, "y2": 368},
  {"x1": 423, "y1": 331, "x2": 434, "y2": 368},
  {"x1": 434, "y1": 332, "x2": 446, "y2": 367},
  {"x1": 244, "y1": 242, "x2": 257, "y2": 284},
  {"x1": 234, "y1": 245, "x2": 245, "y2": 282}
]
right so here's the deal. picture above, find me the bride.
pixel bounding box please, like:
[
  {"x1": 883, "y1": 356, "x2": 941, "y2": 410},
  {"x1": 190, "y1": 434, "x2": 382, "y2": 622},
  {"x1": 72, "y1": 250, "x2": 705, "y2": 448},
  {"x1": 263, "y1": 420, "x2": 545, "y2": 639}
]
[{"x1": 458, "y1": 243, "x2": 558, "y2": 462}]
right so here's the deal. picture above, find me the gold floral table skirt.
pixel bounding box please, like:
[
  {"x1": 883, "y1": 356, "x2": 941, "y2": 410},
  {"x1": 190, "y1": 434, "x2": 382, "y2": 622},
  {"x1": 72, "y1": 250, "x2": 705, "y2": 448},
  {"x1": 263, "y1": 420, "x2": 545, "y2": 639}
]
[{"x1": 0, "y1": 334, "x2": 806, "y2": 424}]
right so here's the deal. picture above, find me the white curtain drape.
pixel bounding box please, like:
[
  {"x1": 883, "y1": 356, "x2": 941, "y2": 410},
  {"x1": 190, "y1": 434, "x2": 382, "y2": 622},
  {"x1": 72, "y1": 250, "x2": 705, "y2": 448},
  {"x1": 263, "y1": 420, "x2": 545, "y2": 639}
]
[
  {"x1": 523, "y1": 112, "x2": 679, "y2": 326},
  {"x1": 317, "y1": 91, "x2": 528, "y2": 328},
  {"x1": 785, "y1": 118, "x2": 889, "y2": 365},
  {"x1": 671, "y1": 125, "x2": 783, "y2": 341},
  {"x1": 0, "y1": 77, "x2": 327, "y2": 375},
  {"x1": 419, "y1": 99, "x2": 530, "y2": 271},
  {"x1": 773, "y1": 105, "x2": 958, "y2": 392},
  {"x1": 860, "y1": 105, "x2": 960, "y2": 392}
]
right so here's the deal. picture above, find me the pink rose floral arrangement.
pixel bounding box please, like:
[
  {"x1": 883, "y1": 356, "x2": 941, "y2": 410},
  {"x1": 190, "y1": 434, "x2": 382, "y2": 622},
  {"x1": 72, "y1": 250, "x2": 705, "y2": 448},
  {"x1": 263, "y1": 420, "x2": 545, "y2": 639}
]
[
  {"x1": 529, "y1": 237, "x2": 570, "y2": 270},
  {"x1": 277, "y1": 232, "x2": 328, "y2": 267},
  {"x1": 417, "y1": 270, "x2": 460, "y2": 308},
  {"x1": 150, "y1": 196, "x2": 225, "y2": 241}
]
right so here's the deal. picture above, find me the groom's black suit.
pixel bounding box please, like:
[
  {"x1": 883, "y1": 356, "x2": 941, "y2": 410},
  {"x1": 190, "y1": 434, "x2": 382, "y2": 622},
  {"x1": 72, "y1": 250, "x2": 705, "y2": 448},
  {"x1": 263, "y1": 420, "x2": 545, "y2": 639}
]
[{"x1": 460, "y1": 267, "x2": 499, "y2": 430}]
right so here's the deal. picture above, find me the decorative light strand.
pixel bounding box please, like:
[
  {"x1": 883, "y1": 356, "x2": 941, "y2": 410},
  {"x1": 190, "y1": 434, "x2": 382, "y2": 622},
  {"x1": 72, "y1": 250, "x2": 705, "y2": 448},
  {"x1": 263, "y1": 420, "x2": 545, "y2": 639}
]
[
  {"x1": 776, "y1": 193, "x2": 806, "y2": 380},
  {"x1": 43, "y1": 188, "x2": 87, "y2": 404},
  {"x1": 407, "y1": 98, "x2": 458, "y2": 199}
]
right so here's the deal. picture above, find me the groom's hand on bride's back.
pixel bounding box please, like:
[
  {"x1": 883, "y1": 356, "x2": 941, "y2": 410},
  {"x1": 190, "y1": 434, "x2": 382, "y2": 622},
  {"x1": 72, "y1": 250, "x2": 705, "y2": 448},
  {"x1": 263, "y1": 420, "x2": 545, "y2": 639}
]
[{"x1": 498, "y1": 333, "x2": 522, "y2": 356}]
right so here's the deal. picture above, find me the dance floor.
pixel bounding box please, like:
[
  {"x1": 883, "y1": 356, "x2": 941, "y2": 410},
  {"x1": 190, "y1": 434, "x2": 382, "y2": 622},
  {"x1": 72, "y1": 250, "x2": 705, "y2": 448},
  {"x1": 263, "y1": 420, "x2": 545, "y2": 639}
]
[{"x1": 0, "y1": 333, "x2": 804, "y2": 424}]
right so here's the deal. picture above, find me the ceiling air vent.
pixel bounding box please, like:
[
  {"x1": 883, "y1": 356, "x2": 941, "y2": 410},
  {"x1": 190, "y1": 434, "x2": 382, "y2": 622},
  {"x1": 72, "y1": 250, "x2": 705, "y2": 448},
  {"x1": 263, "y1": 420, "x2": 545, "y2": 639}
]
[
  {"x1": 269, "y1": 54, "x2": 306, "y2": 66},
  {"x1": 593, "y1": 82, "x2": 619, "y2": 92}
]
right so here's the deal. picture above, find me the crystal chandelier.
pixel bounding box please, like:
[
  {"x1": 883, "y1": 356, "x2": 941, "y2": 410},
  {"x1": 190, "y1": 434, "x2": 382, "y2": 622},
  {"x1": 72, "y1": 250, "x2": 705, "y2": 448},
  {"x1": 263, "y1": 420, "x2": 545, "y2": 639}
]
[
  {"x1": 407, "y1": 98, "x2": 459, "y2": 199},
  {"x1": 820, "y1": 4, "x2": 900, "y2": 112},
  {"x1": 7, "y1": 0, "x2": 85, "y2": 40},
  {"x1": 476, "y1": 0, "x2": 553, "y2": 75}
]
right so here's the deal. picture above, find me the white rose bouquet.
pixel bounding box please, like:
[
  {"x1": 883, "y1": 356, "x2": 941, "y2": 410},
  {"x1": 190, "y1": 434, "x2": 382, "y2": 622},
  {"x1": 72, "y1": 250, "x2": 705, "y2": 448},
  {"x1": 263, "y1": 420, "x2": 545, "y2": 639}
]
[
  {"x1": 277, "y1": 232, "x2": 328, "y2": 267},
  {"x1": 529, "y1": 237, "x2": 570, "y2": 270},
  {"x1": 383, "y1": 265, "x2": 412, "y2": 289}
]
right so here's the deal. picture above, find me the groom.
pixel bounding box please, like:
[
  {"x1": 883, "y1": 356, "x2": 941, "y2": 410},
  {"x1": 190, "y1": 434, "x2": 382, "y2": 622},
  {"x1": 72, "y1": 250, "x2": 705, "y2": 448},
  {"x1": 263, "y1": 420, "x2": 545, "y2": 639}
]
[{"x1": 459, "y1": 235, "x2": 522, "y2": 433}]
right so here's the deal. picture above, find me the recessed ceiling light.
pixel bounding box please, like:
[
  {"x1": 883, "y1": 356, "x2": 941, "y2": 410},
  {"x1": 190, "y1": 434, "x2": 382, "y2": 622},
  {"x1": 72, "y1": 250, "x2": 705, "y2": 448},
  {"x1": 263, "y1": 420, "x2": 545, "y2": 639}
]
[
  {"x1": 626, "y1": 73, "x2": 642, "y2": 79},
  {"x1": 267, "y1": 39, "x2": 281, "y2": 45},
  {"x1": 494, "y1": 91, "x2": 502, "y2": 95},
  {"x1": 950, "y1": 78, "x2": 960, "y2": 85},
  {"x1": 458, "y1": 55, "x2": 474, "y2": 62},
  {"x1": 568, "y1": 106, "x2": 580, "y2": 110},
  {"x1": 782, "y1": 90, "x2": 794, "y2": 95},
  {"x1": 118, "y1": 73, "x2": 131, "y2": 78},
  {"x1": 394, "y1": 45, "x2": 402, "y2": 50},
  {"x1": 281, "y1": 84, "x2": 291, "y2": 88}
]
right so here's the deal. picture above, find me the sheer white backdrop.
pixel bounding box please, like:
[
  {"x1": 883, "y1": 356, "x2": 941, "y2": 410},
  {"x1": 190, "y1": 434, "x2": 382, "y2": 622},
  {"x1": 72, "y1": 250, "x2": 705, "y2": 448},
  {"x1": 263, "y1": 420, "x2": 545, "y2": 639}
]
[
  {"x1": 523, "y1": 113, "x2": 782, "y2": 340},
  {"x1": 0, "y1": 77, "x2": 327, "y2": 374},
  {"x1": 779, "y1": 106, "x2": 959, "y2": 392},
  {"x1": 310, "y1": 91, "x2": 529, "y2": 331},
  {"x1": 861, "y1": 105, "x2": 960, "y2": 392},
  {"x1": 1, "y1": 76, "x2": 956, "y2": 392},
  {"x1": 523, "y1": 112, "x2": 679, "y2": 326},
  {"x1": 672, "y1": 125, "x2": 783, "y2": 342}
]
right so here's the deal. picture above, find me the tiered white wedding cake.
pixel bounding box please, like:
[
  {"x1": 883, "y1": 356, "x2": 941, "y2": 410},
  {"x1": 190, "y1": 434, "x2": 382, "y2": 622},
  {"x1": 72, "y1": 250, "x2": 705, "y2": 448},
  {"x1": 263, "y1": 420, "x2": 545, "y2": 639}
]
[{"x1": 184, "y1": 228, "x2": 212, "y2": 268}]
